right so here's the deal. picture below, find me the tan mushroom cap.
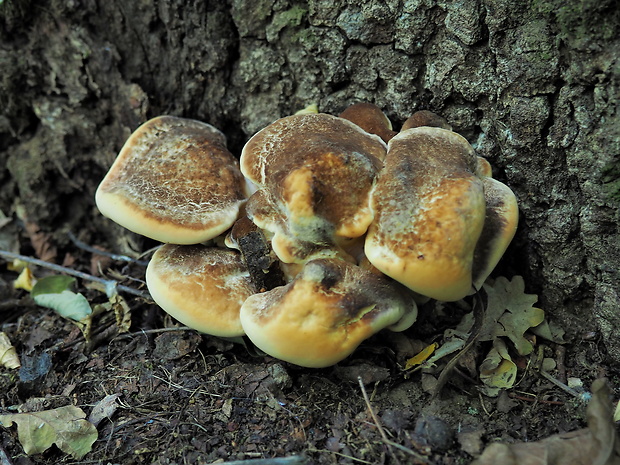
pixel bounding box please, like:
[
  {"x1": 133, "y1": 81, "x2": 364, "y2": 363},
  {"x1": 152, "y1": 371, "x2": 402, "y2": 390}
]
[
  {"x1": 365, "y1": 127, "x2": 486, "y2": 302},
  {"x1": 338, "y1": 102, "x2": 397, "y2": 143},
  {"x1": 146, "y1": 244, "x2": 255, "y2": 337},
  {"x1": 472, "y1": 177, "x2": 519, "y2": 289},
  {"x1": 240, "y1": 113, "x2": 387, "y2": 263},
  {"x1": 239, "y1": 258, "x2": 417, "y2": 368},
  {"x1": 96, "y1": 116, "x2": 247, "y2": 244}
]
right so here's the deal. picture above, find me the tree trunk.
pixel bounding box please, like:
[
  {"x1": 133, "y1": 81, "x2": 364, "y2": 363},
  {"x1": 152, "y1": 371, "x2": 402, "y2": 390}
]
[{"x1": 1, "y1": 0, "x2": 619, "y2": 360}]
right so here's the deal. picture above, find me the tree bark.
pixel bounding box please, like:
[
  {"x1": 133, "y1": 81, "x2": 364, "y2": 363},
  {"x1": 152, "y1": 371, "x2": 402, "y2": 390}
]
[{"x1": 1, "y1": 0, "x2": 619, "y2": 360}]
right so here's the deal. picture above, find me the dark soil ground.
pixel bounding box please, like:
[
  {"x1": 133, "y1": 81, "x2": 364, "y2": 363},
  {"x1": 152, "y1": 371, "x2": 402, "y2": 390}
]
[{"x1": 0, "y1": 234, "x2": 615, "y2": 465}]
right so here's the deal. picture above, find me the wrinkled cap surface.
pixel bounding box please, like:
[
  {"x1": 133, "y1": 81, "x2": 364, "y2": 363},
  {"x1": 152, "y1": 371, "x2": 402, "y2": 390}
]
[
  {"x1": 146, "y1": 244, "x2": 255, "y2": 336},
  {"x1": 240, "y1": 113, "x2": 387, "y2": 263},
  {"x1": 365, "y1": 127, "x2": 486, "y2": 301},
  {"x1": 96, "y1": 116, "x2": 247, "y2": 244},
  {"x1": 239, "y1": 258, "x2": 417, "y2": 368}
]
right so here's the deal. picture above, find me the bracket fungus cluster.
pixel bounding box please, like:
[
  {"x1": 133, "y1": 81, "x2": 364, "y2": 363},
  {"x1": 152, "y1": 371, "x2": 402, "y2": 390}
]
[{"x1": 96, "y1": 104, "x2": 518, "y2": 368}]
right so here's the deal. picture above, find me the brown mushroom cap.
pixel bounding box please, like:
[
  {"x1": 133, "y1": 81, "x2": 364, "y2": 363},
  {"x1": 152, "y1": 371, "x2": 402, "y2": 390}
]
[
  {"x1": 239, "y1": 258, "x2": 417, "y2": 368},
  {"x1": 240, "y1": 113, "x2": 387, "y2": 263},
  {"x1": 401, "y1": 110, "x2": 452, "y2": 131},
  {"x1": 472, "y1": 177, "x2": 519, "y2": 289},
  {"x1": 96, "y1": 116, "x2": 247, "y2": 244},
  {"x1": 146, "y1": 244, "x2": 255, "y2": 336},
  {"x1": 365, "y1": 127, "x2": 486, "y2": 301},
  {"x1": 338, "y1": 102, "x2": 397, "y2": 143}
]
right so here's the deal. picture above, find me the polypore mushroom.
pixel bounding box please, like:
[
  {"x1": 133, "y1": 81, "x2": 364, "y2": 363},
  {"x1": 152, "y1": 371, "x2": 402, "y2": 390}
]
[
  {"x1": 338, "y1": 102, "x2": 397, "y2": 143},
  {"x1": 401, "y1": 110, "x2": 452, "y2": 131},
  {"x1": 240, "y1": 113, "x2": 387, "y2": 264},
  {"x1": 145, "y1": 244, "x2": 255, "y2": 337},
  {"x1": 239, "y1": 258, "x2": 417, "y2": 368},
  {"x1": 365, "y1": 126, "x2": 486, "y2": 301},
  {"x1": 96, "y1": 116, "x2": 247, "y2": 244},
  {"x1": 472, "y1": 177, "x2": 519, "y2": 289}
]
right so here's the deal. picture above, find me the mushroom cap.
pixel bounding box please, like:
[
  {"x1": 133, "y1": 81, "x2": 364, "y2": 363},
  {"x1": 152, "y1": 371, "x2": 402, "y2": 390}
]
[
  {"x1": 239, "y1": 258, "x2": 417, "y2": 368},
  {"x1": 476, "y1": 157, "x2": 493, "y2": 177},
  {"x1": 146, "y1": 244, "x2": 255, "y2": 337},
  {"x1": 240, "y1": 113, "x2": 387, "y2": 263},
  {"x1": 472, "y1": 177, "x2": 519, "y2": 289},
  {"x1": 338, "y1": 102, "x2": 397, "y2": 143},
  {"x1": 401, "y1": 110, "x2": 452, "y2": 131},
  {"x1": 96, "y1": 116, "x2": 247, "y2": 244},
  {"x1": 365, "y1": 127, "x2": 486, "y2": 301}
]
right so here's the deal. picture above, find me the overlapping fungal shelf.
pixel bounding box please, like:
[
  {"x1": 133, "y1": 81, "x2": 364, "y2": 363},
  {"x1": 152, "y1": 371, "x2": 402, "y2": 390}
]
[{"x1": 95, "y1": 103, "x2": 518, "y2": 368}]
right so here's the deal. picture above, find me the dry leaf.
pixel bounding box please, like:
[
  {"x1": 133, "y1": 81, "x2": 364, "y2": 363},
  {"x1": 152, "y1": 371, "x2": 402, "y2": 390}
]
[
  {"x1": 472, "y1": 379, "x2": 620, "y2": 465},
  {"x1": 479, "y1": 339, "x2": 518, "y2": 393},
  {"x1": 13, "y1": 266, "x2": 36, "y2": 291},
  {"x1": 483, "y1": 276, "x2": 544, "y2": 355},
  {"x1": 0, "y1": 332, "x2": 20, "y2": 369},
  {"x1": 24, "y1": 221, "x2": 57, "y2": 263},
  {"x1": 88, "y1": 393, "x2": 121, "y2": 427},
  {"x1": 0, "y1": 406, "x2": 98, "y2": 459},
  {"x1": 405, "y1": 343, "x2": 438, "y2": 370}
]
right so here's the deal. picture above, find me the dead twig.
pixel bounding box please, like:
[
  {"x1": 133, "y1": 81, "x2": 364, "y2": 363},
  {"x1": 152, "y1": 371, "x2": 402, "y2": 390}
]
[
  {"x1": 358, "y1": 377, "x2": 431, "y2": 464},
  {"x1": 67, "y1": 231, "x2": 149, "y2": 266},
  {"x1": 214, "y1": 455, "x2": 310, "y2": 465},
  {"x1": 0, "y1": 250, "x2": 151, "y2": 299},
  {"x1": 537, "y1": 370, "x2": 592, "y2": 403},
  {"x1": 432, "y1": 289, "x2": 487, "y2": 398}
]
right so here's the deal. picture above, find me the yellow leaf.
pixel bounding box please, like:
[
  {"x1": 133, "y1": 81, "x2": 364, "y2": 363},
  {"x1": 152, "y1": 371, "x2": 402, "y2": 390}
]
[
  {"x1": 0, "y1": 332, "x2": 20, "y2": 369},
  {"x1": 405, "y1": 343, "x2": 438, "y2": 370},
  {"x1": 13, "y1": 267, "x2": 36, "y2": 291},
  {"x1": 7, "y1": 258, "x2": 28, "y2": 272},
  {"x1": 480, "y1": 339, "x2": 517, "y2": 390}
]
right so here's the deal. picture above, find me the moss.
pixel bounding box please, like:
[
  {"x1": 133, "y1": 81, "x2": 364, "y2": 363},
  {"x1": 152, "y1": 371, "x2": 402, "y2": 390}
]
[
  {"x1": 531, "y1": 0, "x2": 620, "y2": 46},
  {"x1": 601, "y1": 160, "x2": 620, "y2": 204},
  {"x1": 266, "y1": 5, "x2": 308, "y2": 42}
]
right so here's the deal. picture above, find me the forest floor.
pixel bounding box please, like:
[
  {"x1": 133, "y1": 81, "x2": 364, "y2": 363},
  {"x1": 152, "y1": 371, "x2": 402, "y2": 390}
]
[{"x1": 0, "y1": 232, "x2": 618, "y2": 465}]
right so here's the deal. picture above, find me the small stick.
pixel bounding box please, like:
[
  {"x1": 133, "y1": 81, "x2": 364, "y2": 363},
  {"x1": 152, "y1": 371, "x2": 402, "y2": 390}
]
[
  {"x1": 358, "y1": 377, "x2": 390, "y2": 444},
  {"x1": 0, "y1": 250, "x2": 151, "y2": 299},
  {"x1": 555, "y1": 345, "x2": 567, "y2": 384},
  {"x1": 357, "y1": 377, "x2": 431, "y2": 464},
  {"x1": 214, "y1": 456, "x2": 310, "y2": 465},
  {"x1": 113, "y1": 327, "x2": 193, "y2": 341},
  {"x1": 67, "y1": 231, "x2": 149, "y2": 266},
  {"x1": 538, "y1": 370, "x2": 591, "y2": 403}
]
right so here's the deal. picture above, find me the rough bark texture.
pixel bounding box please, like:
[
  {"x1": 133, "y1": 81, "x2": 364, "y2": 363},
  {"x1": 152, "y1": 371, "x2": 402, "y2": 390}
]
[{"x1": 1, "y1": 1, "x2": 619, "y2": 359}]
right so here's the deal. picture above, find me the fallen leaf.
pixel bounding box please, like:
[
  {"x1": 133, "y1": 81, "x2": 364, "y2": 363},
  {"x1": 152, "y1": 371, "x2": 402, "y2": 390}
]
[
  {"x1": 0, "y1": 332, "x2": 20, "y2": 369},
  {"x1": 32, "y1": 276, "x2": 92, "y2": 321},
  {"x1": 531, "y1": 319, "x2": 566, "y2": 344},
  {"x1": 13, "y1": 266, "x2": 36, "y2": 291},
  {"x1": 405, "y1": 343, "x2": 438, "y2": 370},
  {"x1": 483, "y1": 276, "x2": 544, "y2": 355},
  {"x1": 472, "y1": 378, "x2": 620, "y2": 465},
  {"x1": 110, "y1": 294, "x2": 131, "y2": 333},
  {"x1": 88, "y1": 394, "x2": 121, "y2": 427},
  {"x1": 0, "y1": 406, "x2": 98, "y2": 459},
  {"x1": 479, "y1": 339, "x2": 517, "y2": 394},
  {"x1": 23, "y1": 220, "x2": 57, "y2": 263}
]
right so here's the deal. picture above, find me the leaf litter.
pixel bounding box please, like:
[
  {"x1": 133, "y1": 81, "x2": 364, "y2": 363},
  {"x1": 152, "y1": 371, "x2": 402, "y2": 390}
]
[{"x1": 0, "y1": 240, "x2": 617, "y2": 464}]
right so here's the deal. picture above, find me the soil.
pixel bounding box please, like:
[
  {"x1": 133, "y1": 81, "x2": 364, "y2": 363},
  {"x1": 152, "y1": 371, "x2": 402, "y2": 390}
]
[
  {"x1": 0, "y1": 244, "x2": 614, "y2": 464},
  {"x1": 1, "y1": 1, "x2": 619, "y2": 463}
]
